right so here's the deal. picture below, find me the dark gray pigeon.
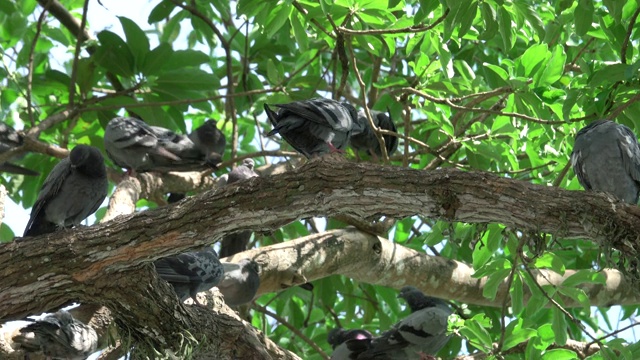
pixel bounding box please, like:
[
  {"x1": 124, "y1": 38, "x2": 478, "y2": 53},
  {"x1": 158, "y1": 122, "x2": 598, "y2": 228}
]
[
  {"x1": 13, "y1": 310, "x2": 98, "y2": 360},
  {"x1": 351, "y1": 110, "x2": 398, "y2": 158},
  {"x1": 265, "y1": 98, "x2": 361, "y2": 158},
  {"x1": 23, "y1": 145, "x2": 108, "y2": 237},
  {"x1": 0, "y1": 122, "x2": 38, "y2": 176},
  {"x1": 104, "y1": 117, "x2": 213, "y2": 174},
  {"x1": 358, "y1": 286, "x2": 452, "y2": 360},
  {"x1": 218, "y1": 259, "x2": 260, "y2": 306},
  {"x1": 219, "y1": 158, "x2": 259, "y2": 258},
  {"x1": 188, "y1": 119, "x2": 226, "y2": 168},
  {"x1": 328, "y1": 328, "x2": 373, "y2": 360},
  {"x1": 154, "y1": 246, "x2": 224, "y2": 305},
  {"x1": 571, "y1": 119, "x2": 640, "y2": 204}
]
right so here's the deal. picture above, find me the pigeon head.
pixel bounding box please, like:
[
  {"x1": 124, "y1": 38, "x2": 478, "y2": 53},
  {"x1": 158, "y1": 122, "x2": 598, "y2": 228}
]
[
  {"x1": 398, "y1": 286, "x2": 442, "y2": 312},
  {"x1": 236, "y1": 258, "x2": 259, "y2": 274},
  {"x1": 241, "y1": 158, "x2": 255, "y2": 170},
  {"x1": 69, "y1": 145, "x2": 107, "y2": 178},
  {"x1": 327, "y1": 328, "x2": 348, "y2": 348}
]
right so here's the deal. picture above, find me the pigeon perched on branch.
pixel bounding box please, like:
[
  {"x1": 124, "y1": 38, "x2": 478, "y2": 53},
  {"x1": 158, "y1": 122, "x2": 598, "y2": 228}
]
[
  {"x1": 0, "y1": 122, "x2": 38, "y2": 176},
  {"x1": 219, "y1": 158, "x2": 259, "y2": 258},
  {"x1": 104, "y1": 117, "x2": 222, "y2": 173},
  {"x1": 13, "y1": 310, "x2": 98, "y2": 360},
  {"x1": 218, "y1": 259, "x2": 260, "y2": 306},
  {"x1": 154, "y1": 246, "x2": 224, "y2": 305},
  {"x1": 23, "y1": 145, "x2": 108, "y2": 237},
  {"x1": 358, "y1": 286, "x2": 452, "y2": 359},
  {"x1": 265, "y1": 98, "x2": 360, "y2": 158},
  {"x1": 327, "y1": 327, "x2": 373, "y2": 360},
  {"x1": 571, "y1": 119, "x2": 640, "y2": 204},
  {"x1": 188, "y1": 119, "x2": 226, "y2": 168},
  {"x1": 351, "y1": 110, "x2": 398, "y2": 158}
]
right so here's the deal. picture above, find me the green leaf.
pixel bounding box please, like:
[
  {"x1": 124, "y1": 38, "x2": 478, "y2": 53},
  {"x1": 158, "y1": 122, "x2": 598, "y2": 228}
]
[
  {"x1": 575, "y1": 0, "x2": 594, "y2": 36},
  {"x1": 533, "y1": 252, "x2": 565, "y2": 274},
  {"x1": 589, "y1": 64, "x2": 631, "y2": 87},
  {"x1": 497, "y1": 7, "x2": 514, "y2": 51},
  {"x1": 478, "y1": 2, "x2": 498, "y2": 40},
  {"x1": 483, "y1": 268, "x2": 511, "y2": 300},
  {"x1": 141, "y1": 43, "x2": 174, "y2": 76},
  {"x1": 542, "y1": 349, "x2": 579, "y2": 360},
  {"x1": 503, "y1": 319, "x2": 537, "y2": 351},
  {"x1": 93, "y1": 30, "x2": 135, "y2": 77},
  {"x1": 119, "y1": 16, "x2": 150, "y2": 69},
  {"x1": 535, "y1": 45, "x2": 566, "y2": 87},
  {"x1": 552, "y1": 307, "x2": 568, "y2": 345},
  {"x1": 561, "y1": 270, "x2": 605, "y2": 287},
  {"x1": 153, "y1": 68, "x2": 218, "y2": 91},
  {"x1": 510, "y1": 273, "x2": 524, "y2": 315},
  {"x1": 460, "y1": 314, "x2": 493, "y2": 351},
  {"x1": 148, "y1": 0, "x2": 176, "y2": 23}
]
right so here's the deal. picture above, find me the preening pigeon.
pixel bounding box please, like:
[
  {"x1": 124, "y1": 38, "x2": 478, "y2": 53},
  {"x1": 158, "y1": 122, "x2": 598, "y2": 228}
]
[
  {"x1": 358, "y1": 286, "x2": 452, "y2": 360},
  {"x1": 0, "y1": 122, "x2": 38, "y2": 176},
  {"x1": 219, "y1": 158, "x2": 259, "y2": 258},
  {"x1": 218, "y1": 259, "x2": 260, "y2": 306},
  {"x1": 154, "y1": 246, "x2": 224, "y2": 305},
  {"x1": 13, "y1": 310, "x2": 98, "y2": 360},
  {"x1": 328, "y1": 328, "x2": 373, "y2": 360},
  {"x1": 571, "y1": 119, "x2": 640, "y2": 204},
  {"x1": 23, "y1": 145, "x2": 108, "y2": 237},
  {"x1": 351, "y1": 110, "x2": 398, "y2": 158},
  {"x1": 188, "y1": 119, "x2": 226, "y2": 168},
  {"x1": 265, "y1": 98, "x2": 360, "y2": 158},
  {"x1": 104, "y1": 117, "x2": 215, "y2": 173}
]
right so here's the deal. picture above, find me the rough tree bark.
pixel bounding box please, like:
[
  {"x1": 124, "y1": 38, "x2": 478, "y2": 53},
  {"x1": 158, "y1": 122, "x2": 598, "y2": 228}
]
[{"x1": 2, "y1": 158, "x2": 640, "y2": 358}]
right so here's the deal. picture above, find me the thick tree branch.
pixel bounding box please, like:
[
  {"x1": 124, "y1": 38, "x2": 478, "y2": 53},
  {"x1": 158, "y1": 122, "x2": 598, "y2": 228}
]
[
  {"x1": 3, "y1": 159, "x2": 640, "y2": 321},
  {"x1": 224, "y1": 229, "x2": 640, "y2": 308}
]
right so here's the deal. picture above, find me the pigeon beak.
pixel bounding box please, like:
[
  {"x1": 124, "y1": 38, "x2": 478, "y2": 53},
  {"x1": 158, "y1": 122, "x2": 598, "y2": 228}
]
[{"x1": 222, "y1": 262, "x2": 241, "y2": 273}]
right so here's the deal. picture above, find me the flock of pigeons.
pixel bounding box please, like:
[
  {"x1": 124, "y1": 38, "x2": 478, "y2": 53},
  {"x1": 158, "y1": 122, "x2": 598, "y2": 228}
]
[
  {"x1": 2, "y1": 96, "x2": 638, "y2": 359},
  {"x1": 328, "y1": 287, "x2": 453, "y2": 360}
]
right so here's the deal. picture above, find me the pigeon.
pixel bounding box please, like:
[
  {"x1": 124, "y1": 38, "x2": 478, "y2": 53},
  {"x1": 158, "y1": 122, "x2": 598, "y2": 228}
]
[
  {"x1": 104, "y1": 117, "x2": 214, "y2": 173},
  {"x1": 358, "y1": 286, "x2": 453, "y2": 360},
  {"x1": 188, "y1": 119, "x2": 226, "y2": 168},
  {"x1": 328, "y1": 328, "x2": 373, "y2": 360},
  {"x1": 219, "y1": 158, "x2": 259, "y2": 258},
  {"x1": 23, "y1": 145, "x2": 108, "y2": 237},
  {"x1": 264, "y1": 98, "x2": 361, "y2": 158},
  {"x1": 218, "y1": 259, "x2": 260, "y2": 306},
  {"x1": 13, "y1": 310, "x2": 98, "y2": 360},
  {"x1": 351, "y1": 110, "x2": 398, "y2": 158},
  {"x1": 0, "y1": 122, "x2": 38, "y2": 176},
  {"x1": 571, "y1": 119, "x2": 640, "y2": 204},
  {"x1": 154, "y1": 246, "x2": 224, "y2": 305}
]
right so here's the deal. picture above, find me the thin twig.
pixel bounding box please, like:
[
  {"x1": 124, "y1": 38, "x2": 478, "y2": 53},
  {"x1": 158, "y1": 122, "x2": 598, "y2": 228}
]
[
  {"x1": 335, "y1": 8, "x2": 449, "y2": 35},
  {"x1": 621, "y1": 7, "x2": 640, "y2": 64},
  {"x1": 68, "y1": 0, "x2": 90, "y2": 107},
  {"x1": 253, "y1": 304, "x2": 329, "y2": 360},
  {"x1": 26, "y1": 7, "x2": 49, "y2": 127}
]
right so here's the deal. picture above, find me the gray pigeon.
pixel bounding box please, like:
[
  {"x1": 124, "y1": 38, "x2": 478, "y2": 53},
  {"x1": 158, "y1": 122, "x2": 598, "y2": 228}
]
[
  {"x1": 104, "y1": 117, "x2": 213, "y2": 174},
  {"x1": 23, "y1": 145, "x2": 108, "y2": 237},
  {"x1": 328, "y1": 328, "x2": 373, "y2": 360},
  {"x1": 218, "y1": 259, "x2": 260, "y2": 306},
  {"x1": 0, "y1": 122, "x2": 38, "y2": 176},
  {"x1": 358, "y1": 287, "x2": 452, "y2": 359},
  {"x1": 13, "y1": 310, "x2": 98, "y2": 360},
  {"x1": 154, "y1": 246, "x2": 224, "y2": 305},
  {"x1": 219, "y1": 159, "x2": 259, "y2": 258},
  {"x1": 188, "y1": 119, "x2": 226, "y2": 169},
  {"x1": 571, "y1": 119, "x2": 640, "y2": 204},
  {"x1": 264, "y1": 98, "x2": 361, "y2": 158},
  {"x1": 351, "y1": 110, "x2": 398, "y2": 158}
]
